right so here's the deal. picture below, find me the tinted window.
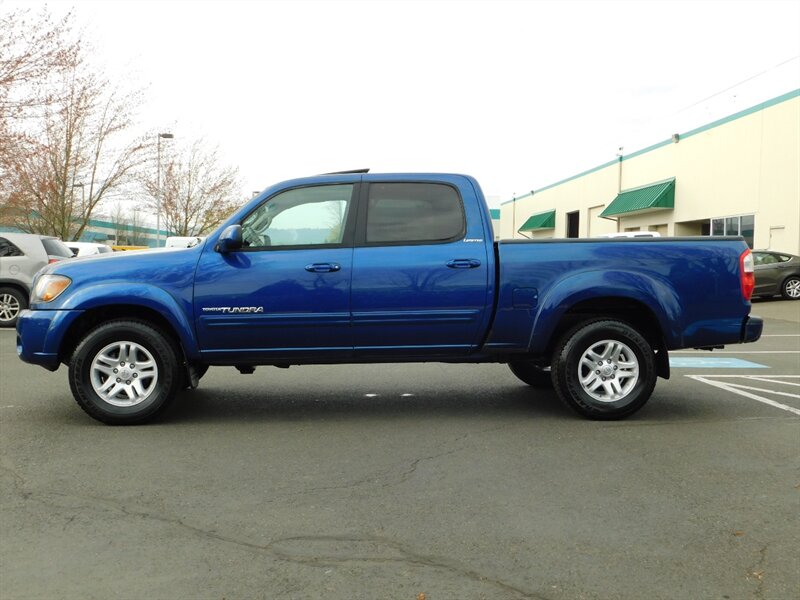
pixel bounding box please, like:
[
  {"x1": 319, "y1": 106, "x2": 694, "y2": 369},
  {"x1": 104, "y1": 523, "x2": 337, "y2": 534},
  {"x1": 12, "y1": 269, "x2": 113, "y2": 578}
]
[
  {"x1": 242, "y1": 184, "x2": 353, "y2": 248},
  {"x1": 754, "y1": 253, "x2": 778, "y2": 266},
  {"x1": 41, "y1": 238, "x2": 74, "y2": 257},
  {"x1": 366, "y1": 183, "x2": 464, "y2": 244},
  {"x1": 0, "y1": 237, "x2": 24, "y2": 257}
]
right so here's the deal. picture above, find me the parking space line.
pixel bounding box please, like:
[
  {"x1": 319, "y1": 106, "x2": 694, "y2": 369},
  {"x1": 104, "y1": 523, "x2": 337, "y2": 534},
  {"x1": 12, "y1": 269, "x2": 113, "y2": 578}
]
[
  {"x1": 722, "y1": 383, "x2": 800, "y2": 400},
  {"x1": 744, "y1": 376, "x2": 800, "y2": 387},
  {"x1": 687, "y1": 375, "x2": 800, "y2": 416},
  {"x1": 671, "y1": 350, "x2": 799, "y2": 354}
]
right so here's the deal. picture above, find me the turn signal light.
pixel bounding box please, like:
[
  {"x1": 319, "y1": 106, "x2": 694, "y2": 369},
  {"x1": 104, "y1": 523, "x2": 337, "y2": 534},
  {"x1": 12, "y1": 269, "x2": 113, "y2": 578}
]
[
  {"x1": 739, "y1": 249, "x2": 755, "y2": 301},
  {"x1": 32, "y1": 275, "x2": 72, "y2": 303}
]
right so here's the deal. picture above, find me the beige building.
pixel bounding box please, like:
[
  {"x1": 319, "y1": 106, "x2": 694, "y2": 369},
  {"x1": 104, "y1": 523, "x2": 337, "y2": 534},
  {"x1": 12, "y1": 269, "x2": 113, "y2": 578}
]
[{"x1": 499, "y1": 89, "x2": 800, "y2": 254}]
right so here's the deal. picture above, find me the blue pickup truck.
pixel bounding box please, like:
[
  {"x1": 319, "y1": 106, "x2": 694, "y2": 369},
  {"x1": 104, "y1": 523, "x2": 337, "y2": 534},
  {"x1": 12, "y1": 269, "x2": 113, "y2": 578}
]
[{"x1": 17, "y1": 172, "x2": 763, "y2": 424}]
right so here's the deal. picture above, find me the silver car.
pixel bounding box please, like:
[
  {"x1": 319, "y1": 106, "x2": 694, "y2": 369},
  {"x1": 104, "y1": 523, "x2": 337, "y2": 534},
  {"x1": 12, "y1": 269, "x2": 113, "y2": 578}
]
[
  {"x1": 0, "y1": 233, "x2": 74, "y2": 327},
  {"x1": 752, "y1": 250, "x2": 800, "y2": 300}
]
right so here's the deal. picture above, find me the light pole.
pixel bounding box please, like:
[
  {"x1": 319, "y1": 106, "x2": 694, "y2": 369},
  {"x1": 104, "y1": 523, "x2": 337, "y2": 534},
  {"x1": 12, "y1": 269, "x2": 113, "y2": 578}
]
[{"x1": 156, "y1": 132, "x2": 174, "y2": 247}]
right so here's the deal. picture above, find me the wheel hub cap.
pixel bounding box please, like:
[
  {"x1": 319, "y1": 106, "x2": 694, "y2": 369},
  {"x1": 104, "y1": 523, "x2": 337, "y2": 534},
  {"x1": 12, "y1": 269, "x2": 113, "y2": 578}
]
[
  {"x1": 0, "y1": 294, "x2": 20, "y2": 322},
  {"x1": 90, "y1": 341, "x2": 158, "y2": 407},
  {"x1": 579, "y1": 339, "x2": 640, "y2": 403}
]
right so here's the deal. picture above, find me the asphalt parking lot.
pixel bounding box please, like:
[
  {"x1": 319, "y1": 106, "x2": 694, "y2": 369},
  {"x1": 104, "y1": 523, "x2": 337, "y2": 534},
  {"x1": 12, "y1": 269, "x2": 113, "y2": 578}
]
[{"x1": 1, "y1": 299, "x2": 798, "y2": 600}]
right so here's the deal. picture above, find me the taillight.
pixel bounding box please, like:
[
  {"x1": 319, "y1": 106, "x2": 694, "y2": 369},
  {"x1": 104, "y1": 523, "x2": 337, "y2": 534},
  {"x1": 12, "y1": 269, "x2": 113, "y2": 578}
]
[
  {"x1": 740, "y1": 249, "x2": 755, "y2": 301},
  {"x1": 48, "y1": 258, "x2": 59, "y2": 264}
]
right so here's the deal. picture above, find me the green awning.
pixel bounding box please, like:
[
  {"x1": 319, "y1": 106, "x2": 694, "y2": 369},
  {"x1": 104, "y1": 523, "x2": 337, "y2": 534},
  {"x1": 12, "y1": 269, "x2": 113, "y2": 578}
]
[
  {"x1": 600, "y1": 178, "x2": 675, "y2": 218},
  {"x1": 518, "y1": 209, "x2": 555, "y2": 231}
]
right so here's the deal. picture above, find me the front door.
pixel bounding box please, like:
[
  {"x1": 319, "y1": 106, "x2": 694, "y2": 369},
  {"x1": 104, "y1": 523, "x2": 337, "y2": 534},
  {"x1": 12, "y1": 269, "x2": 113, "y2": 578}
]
[{"x1": 194, "y1": 183, "x2": 357, "y2": 361}]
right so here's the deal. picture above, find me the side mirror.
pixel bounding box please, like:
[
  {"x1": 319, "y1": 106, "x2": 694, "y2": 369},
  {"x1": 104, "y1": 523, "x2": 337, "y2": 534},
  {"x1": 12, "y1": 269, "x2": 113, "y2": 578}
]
[{"x1": 215, "y1": 225, "x2": 243, "y2": 253}]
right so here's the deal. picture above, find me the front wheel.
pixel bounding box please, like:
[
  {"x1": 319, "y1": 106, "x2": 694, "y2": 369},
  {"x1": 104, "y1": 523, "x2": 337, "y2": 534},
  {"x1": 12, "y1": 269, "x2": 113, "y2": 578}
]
[
  {"x1": 781, "y1": 276, "x2": 800, "y2": 300},
  {"x1": 552, "y1": 320, "x2": 657, "y2": 420},
  {"x1": 69, "y1": 320, "x2": 182, "y2": 425}
]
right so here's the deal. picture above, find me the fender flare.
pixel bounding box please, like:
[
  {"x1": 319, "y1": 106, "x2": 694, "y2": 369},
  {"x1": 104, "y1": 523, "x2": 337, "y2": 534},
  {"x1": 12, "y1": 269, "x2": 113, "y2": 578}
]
[
  {"x1": 59, "y1": 283, "x2": 199, "y2": 358},
  {"x1": 527, "y1": 269, "x2": 683, "y2": 353}
]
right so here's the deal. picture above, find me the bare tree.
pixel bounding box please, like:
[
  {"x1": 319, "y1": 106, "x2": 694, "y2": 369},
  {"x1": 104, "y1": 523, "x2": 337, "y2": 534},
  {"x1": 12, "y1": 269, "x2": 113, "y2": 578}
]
[
  {"x1": 109, "y1": 202, "x2": 131, "y2": 245},
  {"x1": 129, "y1": 207, "x2": 148, "y2": 245},
  {"x1": 144, "y1": 140, "x2": 241, "y2": 237},
  {"x1": 1, "y1": 48, "x2": 149, "y2": 240},
  {"x1": 0, "y1": 7, "x2": 79, "y2": 219},
  {"x1": 0, "y1": 7, "x2": 78, "y2": 129}
]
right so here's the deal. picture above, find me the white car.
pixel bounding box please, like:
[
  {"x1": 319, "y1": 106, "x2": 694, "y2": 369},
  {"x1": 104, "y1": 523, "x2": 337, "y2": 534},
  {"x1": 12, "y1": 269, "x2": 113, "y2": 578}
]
[
  {"x1": 598, "y1": 231, "x2": 662, "y2": 238},
  {"x1": 165, "y1": 236, "x2": 205, "y2": 248},
  {"x1": 66, "y1": 242, "x2": 113, "y2": 257}
]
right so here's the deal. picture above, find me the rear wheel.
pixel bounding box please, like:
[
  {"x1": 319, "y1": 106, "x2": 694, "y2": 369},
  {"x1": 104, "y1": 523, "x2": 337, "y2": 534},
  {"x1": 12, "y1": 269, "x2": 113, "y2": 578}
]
[
  {"x1": 0, "y1": 287, "x2": 26, "y2": 328},
  {"x1": 552, "y1": 319, "x2": 656, "y2": 420},
  {"x1": 69, "y1": 320, "x2": 182, "y2": 425},
  {"x1": 781, "y1": 276, "x2": 800, "y2": 300},
  {"x1": 508, "y1": 361, "x2": 553, "y2": 388}
]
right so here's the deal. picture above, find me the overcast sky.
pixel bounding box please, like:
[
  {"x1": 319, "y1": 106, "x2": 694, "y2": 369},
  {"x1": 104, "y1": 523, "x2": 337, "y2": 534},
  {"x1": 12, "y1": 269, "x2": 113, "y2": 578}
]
[{"x1": 10, "y1": 0, "x2": 800, "y2": 206}]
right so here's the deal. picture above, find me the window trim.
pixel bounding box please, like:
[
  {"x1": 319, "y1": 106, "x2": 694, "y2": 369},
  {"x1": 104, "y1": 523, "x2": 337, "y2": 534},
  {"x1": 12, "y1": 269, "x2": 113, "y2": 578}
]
[
  {"x1": 235, "y1": 182, "x2": 359, "y2": 252},
  {"x1": 354, "y1": 181, "x2": 467, "y2": 248}
]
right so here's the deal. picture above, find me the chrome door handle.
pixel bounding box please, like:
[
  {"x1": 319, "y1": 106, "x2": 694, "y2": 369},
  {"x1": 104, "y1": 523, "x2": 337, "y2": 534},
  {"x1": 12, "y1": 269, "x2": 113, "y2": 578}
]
[{"x1": 305, "y1": 263, "x2": 341, "y2": 273}]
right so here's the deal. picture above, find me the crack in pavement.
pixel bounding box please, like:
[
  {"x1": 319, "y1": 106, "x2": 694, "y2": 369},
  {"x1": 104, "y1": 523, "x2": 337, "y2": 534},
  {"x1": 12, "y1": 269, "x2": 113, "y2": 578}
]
[
  {"x1": 747, "y1": 543, "x2": 769, "y2": 599},
  {"x1": 259, "y1": 422, "x2": 517, "y2": 502},
  {"x1": 2, "y1": 423, "x2": 542, "y2": 599},
  {"x1": 7, "y1": 486, "x2": 545, "y2": 599}
]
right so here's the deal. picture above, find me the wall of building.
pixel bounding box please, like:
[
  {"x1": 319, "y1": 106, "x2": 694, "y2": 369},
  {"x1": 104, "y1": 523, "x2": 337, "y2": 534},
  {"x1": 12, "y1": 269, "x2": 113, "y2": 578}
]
[{"x1": 500, "y1": 90, "x2": 800, "y2": 254}]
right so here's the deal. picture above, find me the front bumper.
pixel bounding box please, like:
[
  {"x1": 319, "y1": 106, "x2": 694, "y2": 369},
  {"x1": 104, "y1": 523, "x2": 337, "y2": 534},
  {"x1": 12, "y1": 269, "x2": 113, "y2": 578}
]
[
  {"x1": 741, "y1": 315, "x2": 763, "y2": 344},
  {"x1": 16, "y1": 309, "x2": 83, "y2": 371}
]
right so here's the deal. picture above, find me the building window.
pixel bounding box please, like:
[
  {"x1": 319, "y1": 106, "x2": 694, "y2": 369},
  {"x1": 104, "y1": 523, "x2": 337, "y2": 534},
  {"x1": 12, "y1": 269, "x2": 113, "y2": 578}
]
[{"x1": 710, "y1": 215, "x2": 754, "y2": 248}]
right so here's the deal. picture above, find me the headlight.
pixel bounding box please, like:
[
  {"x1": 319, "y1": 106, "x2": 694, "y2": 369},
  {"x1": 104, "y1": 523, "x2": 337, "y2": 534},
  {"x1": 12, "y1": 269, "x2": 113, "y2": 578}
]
[{"x1": 32, "y1": 275, "x2": 72, "y2": 303}]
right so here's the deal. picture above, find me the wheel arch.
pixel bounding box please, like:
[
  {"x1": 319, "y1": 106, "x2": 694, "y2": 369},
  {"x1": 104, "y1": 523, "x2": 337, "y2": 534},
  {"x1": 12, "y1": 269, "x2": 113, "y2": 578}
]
[
  {"x1": 0, "y1": 281, "x2": 30, "y2": 301},
  {"x1": 59, "y1": 304, "x2": 194, "y2": 366},
  {"x1": 535, "y1": 296, "x2": 671, "y2": 379}
]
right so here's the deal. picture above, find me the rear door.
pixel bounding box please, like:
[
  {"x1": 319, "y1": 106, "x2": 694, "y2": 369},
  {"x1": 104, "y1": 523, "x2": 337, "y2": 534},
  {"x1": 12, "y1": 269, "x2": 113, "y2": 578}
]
[{"x1": 350, "y1": 179, "x2": 491, "y2": 357}]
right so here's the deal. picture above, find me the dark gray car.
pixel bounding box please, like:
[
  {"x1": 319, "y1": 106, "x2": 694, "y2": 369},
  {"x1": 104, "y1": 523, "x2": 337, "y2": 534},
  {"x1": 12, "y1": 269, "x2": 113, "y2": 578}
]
[
  {"x1": 0, "y1": 233, "x2": 74, "y2": 326},
  {"x1": 752, "y1": 250, "x2": 800, "y2": 300}
]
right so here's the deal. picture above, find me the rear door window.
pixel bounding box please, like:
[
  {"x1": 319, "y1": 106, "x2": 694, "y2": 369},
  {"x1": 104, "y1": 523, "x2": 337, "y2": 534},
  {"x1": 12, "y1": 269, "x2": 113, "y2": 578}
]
[
  {"x1": 364, "y1": 183, "x2": 465, "y2": 244},
  {"x1": 41, "y1": 238, "x2": 74, "y2": 258}
]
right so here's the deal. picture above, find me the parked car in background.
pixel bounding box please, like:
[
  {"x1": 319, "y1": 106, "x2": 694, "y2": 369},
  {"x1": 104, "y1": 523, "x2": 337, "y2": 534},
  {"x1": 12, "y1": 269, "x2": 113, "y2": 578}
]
[
  {"x1": 66, "y1": 241, "x2": 113, "y2": 257},
  {"x1": 0, "y1": 233, "x2": 74, "y2": 327},
  {"x1": 165, "y1": 236, "x2": 205, "y2": 248},
  {"x1": 598, "y1": 231, "x2": 662, "y2": 238},
  {"x1": 752, "y1": 250, "x2": 800, "y2": 300},
  {"x1": 111, "y1": 245, "x2": 151, "y2": 252}
]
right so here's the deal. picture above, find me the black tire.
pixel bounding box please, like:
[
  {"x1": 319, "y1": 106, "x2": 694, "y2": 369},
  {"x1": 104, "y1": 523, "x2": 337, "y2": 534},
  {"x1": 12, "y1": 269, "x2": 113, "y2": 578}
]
[
  {"x1": 552, "y1": 319, "x2": 657, "y2": 420},
  {"x1": 0, "y1": 287, "x2": 27, "y2": 328},
  {"x1": 68, "y1": 320, "x2": 182, "y2": 425},
  {"x1": 508, "y1": 361, "x2": 553, "y2": 388},
  {"x1": 780, "y1": 276, "x2": 800, "y2": 300}
]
